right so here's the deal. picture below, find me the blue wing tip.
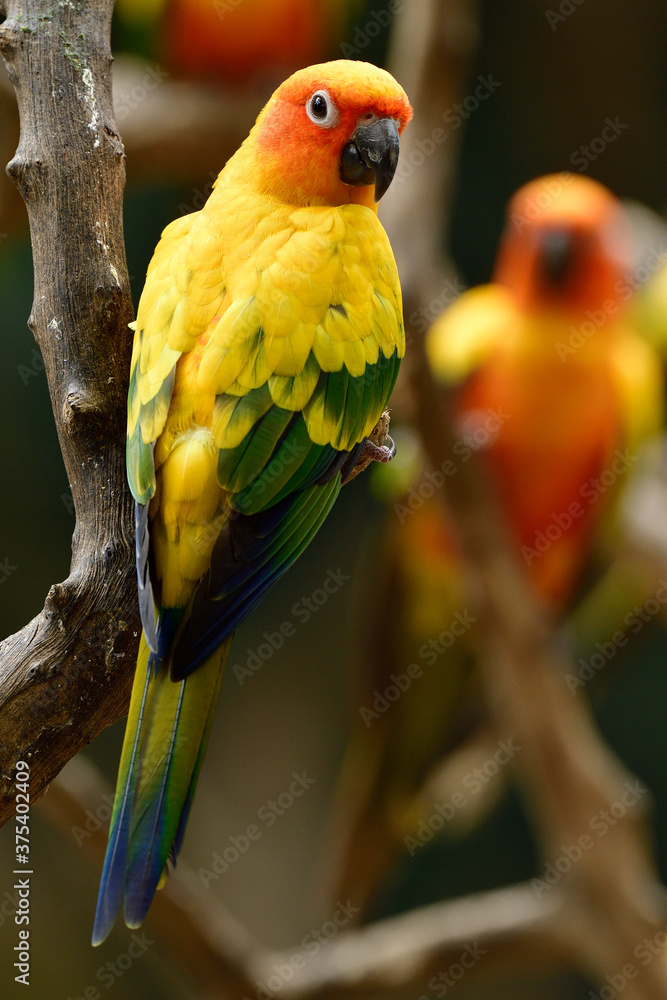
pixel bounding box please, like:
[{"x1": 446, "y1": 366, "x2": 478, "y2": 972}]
[
  {"x1": 92, "y1": 885, "x2": 150, "y2": 944},
  {"x1": 123, "y1": 891, "x2": 155, "y2": 931},
  {"x1": 91, "y1": 903, "x2": 115, "y2": 947}
]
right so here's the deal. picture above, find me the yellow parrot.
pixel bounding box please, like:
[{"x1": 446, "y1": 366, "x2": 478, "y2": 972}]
[
  {"x1": 93, "y1": 59, "x2": 412, "y2": 944},
  {"x1": 329, "y1": 173, "x2": 664, "y2": 913}
]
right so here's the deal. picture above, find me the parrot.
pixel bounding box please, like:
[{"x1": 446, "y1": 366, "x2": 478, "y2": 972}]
[
  {"x1": 427, "y1": 172, "x2": 664, "y2": 608},
  {"x1": 92, "y1": 59, "x2": 412, "y2": 945},
  {"x1": 328, "y1": 173, "x2": 665, "y2": 915}
]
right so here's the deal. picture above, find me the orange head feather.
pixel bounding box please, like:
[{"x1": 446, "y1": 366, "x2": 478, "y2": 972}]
[
  {"x1": 494, "y1": 173, "x2": 633, "y2": 319},
  {"x1": 247, "y1": 60, "x2": 412, "y2": 208}
]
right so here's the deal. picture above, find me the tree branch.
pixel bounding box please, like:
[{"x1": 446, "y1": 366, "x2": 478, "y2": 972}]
[{"x1": 0, "y1": 0, "x2": 138, "y2": 823}]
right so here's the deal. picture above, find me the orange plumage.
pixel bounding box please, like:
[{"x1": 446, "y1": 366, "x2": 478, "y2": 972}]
[{"x1": 428, "y1": 173, "x2": 663, "y2": 607}]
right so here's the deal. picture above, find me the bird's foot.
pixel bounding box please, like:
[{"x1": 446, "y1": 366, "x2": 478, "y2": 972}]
[
  {"x1": 342, "y1": 408, "x2": 394, "y2": 484},
  {"x1": 360, "y1": 436, "x2": 396, "y2": 464}
]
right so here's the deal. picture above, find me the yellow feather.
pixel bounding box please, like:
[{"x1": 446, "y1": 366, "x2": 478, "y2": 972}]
[
  {"x1": 235, "y1": 341, "x2": 273, "y2": 390},
  {"x1": 342, "y1": 337, "x2": 367, "y2": 377},
  {"x1": 268, "y1": 354, "x2": 320, "y2": 410},
  {"x1": 198, "y1": 298, "x2": 260, "y2": 393},
  {"x1": 312, "y1": 325, "x2": 345, "y2": 371},
  {"x1": 160, "y1": 431, "x2": 218, "y2": 503},
  {"x1": 155, "y1": 427, "x2": 224, "y2": 605},
  {"x1": 362, "y1": 333, "x2": 381, "y2": 365},
  {"x1": 609, "y1": 325, "x2": 665, "y2": 450},
  {"x1": 426, "y1": 284, "x2": 516, "y2": 384},
  {"x1": 162, "y1": 298, "x2": 193, "y2": 353},
  {"x1": 263, "y1": 322, "x2": 314, "y2": 374},
  {"x1": 321, "y1": 304, "x2": 359, "y2": 343},
  {"x1": 139, "y1": 347, "x2": 181, "y2": 406},
  {"x1": 138, "y1": 290, "x2": 179, "y2": 347},
  {"x1": 372, "y1": 292, "x2": 402, "y2": 357},
  {"x1": 152, "y1": 520, "x2": 222, "y2": 607},
  {"x1": 139, "y1": 322, "x2": 169, "y2": 374},
  {"x1": 302, "y1": 391, "x2": 329, "y2": 446},
  {"x1": 211, "y1": 392, "x2": 273, "y2": 448}
]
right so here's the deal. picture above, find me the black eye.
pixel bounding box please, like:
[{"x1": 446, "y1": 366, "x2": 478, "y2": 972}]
[
  {"x1": 306, "y1": 89, "x2": 338, "y2": 128},
  {"x1": 310, "y1": 93, "x2": 328, "y2": 119}
]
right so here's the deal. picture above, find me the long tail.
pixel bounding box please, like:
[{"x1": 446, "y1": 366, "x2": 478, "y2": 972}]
[{"x1": 92, "y1": 630, "x2": 229, "y2": 945}]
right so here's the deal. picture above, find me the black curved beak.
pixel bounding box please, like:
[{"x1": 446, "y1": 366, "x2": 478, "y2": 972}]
[
  {"x1": 339, "y1": 116, "x2": 400, "y2": 202},
  {"x1": 539, "y1": 228, "x2": 577, "y2": 287}
]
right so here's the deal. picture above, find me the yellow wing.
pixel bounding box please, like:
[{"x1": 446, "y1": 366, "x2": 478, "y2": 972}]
[
  {"x1": 608, "y1": 323, "x2": 664, "y2": 454},
  {"x1": 425, "y1": 284, "x2": 516, "y2": 385}
]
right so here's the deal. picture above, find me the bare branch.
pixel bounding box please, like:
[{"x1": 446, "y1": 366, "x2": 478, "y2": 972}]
[{"x1": 0, "y1": 0, "x2": 138, "y2": 823}]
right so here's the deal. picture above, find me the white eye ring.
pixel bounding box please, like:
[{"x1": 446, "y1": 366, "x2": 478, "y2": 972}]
[{"x1": 306, "y1": 90, "x2": 339, "y2": 128}]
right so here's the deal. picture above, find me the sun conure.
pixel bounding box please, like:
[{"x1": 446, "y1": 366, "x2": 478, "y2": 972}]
[
  {"x1": 92, "y1": 59, "x2": 412, "y2": 945},
  {"x1": 428, "y1": 173, "x2": 664, "y2": 607},
  {"x1": 329, "y1": 174, "x2": 665, "y2": 914}
]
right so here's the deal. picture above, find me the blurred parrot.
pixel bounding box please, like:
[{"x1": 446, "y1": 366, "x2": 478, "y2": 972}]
[
  {"x1": 428, "y1": 173, "x2": 663, "y2": 607},
  {"x1": 92, "y1": 59, "x2": 412, "y2": 945},
  {"x1": 113, "y1": 0, "x2": 363, "y2": 84},
  {"x1": 329, "y1": 173, "x2": 664, "y2": 914}
]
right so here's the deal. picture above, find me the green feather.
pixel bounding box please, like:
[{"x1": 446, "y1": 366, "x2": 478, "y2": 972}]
[
  {"x1": 127, "y1": 422, "x2": 155, "y2": 504},
  {"x1": 138, "y1": 366, "x2": 176, "y2": 443},
  {"x1": 212, "y1": 384, "x2": 274, "y2": 449},
  {"x1": 216, "y1": 405, "x2": 294, "y2": 492},
  {"x1": 233, "y1": 418, "x2": 314, "y2": 513}
]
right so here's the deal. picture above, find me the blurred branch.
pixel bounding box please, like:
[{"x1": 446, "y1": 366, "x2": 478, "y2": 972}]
[
  {"x1": 0, "y1": 1, "x2": 139, "y2": 823},
  {"x1": 381, "y1": 3, "x2": 667, "y2": 999},
  {"x1": 41, "y1": 756, "x2": 567, "y2": 1000},
  {"x1": 41, "y1": 757, "x2": 263, "y2": 999},
  {"x1": 382, "y1": 0, "x2": 476, "y2": 312},
  {"x1": 413, "y1": 370, "x2": 667, "y2": 996}
]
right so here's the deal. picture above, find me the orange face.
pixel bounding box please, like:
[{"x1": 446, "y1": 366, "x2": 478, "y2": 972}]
[
  {"x1": 494, "y1": 174, "x2": 633, "y2": 318},
  {"x1": 253, "y1": 61, "x2": 413, "y2": 207}
]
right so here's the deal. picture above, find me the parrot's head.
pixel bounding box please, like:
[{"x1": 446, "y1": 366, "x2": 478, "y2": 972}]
[
  {"x1": 249, "y1": 60, "x2": 412, "y2": 209},
  {"x1": 494, "y1": 174, "x2": 632, "y2": 318}
]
